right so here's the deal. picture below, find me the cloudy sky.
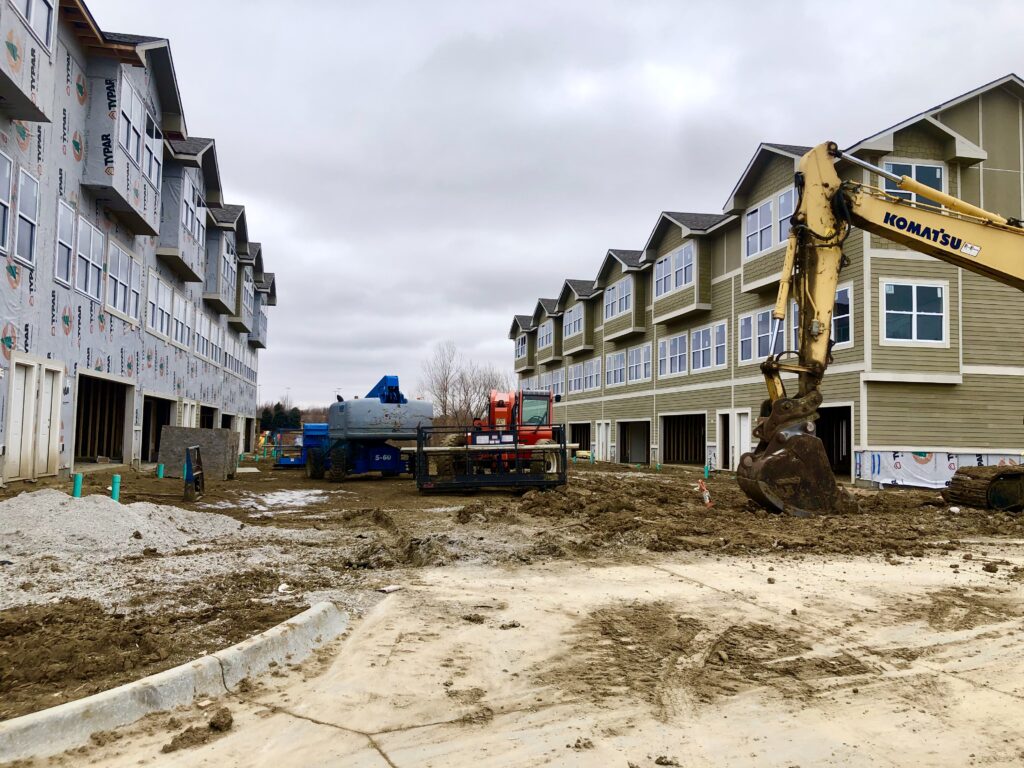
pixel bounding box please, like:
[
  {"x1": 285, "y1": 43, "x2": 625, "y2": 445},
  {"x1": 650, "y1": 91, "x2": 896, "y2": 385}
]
[{"x1": 89, "y1": 0, "x2": 1024, "y2": 406}]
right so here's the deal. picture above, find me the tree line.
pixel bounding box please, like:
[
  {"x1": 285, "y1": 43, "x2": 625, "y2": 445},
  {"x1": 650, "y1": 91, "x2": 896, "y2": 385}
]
[{"x1": 419, "y1": 340, "x2": 513, "y2": 425}]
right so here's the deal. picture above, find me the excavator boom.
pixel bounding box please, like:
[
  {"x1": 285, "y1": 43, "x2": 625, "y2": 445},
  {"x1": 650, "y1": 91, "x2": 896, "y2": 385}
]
[{"x1": 738, "y1": 141, "x2": 1024, "y2": 515}]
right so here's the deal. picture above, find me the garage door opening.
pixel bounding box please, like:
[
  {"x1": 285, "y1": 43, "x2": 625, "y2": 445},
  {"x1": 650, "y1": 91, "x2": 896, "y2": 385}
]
[
  {"x1": 199, "y1": 406, "x2": 216, "y2": 429},
  {"x1": 618, "y1": 421, "x2": 650, "y2": 465},
  {"x1": 243, "y1": 417, "x2": 254, "y2": 452},
  {"x1": 816, "y1": 405, "x2": 853, "y2": 479},
  {"x1": 569, "y1": 423, "x2": 591, "y2": 456},
  {"x1": 74, "y1": 375, "x2": 130, "y2": 464},
  {"x1": 661, "y1": 414, "x2": 706, "y2": 466},
  {"x1": 221, "y1": 413, "x2": 234, "y2": 430},
  {"x1": 141, "y1": 395, "x2": 173, "y2": 463}
]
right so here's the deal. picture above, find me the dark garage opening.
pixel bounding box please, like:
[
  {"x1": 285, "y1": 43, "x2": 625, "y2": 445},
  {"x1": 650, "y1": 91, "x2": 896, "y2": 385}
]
[
  {"x1": 661, "y1": 414, "x2": 706, "y2": 465},
  {"x1": 816, "y1": 405, "x2": 853, "y2": 477},
  {"x1": 569, "y1": 423, "x2": 591, "y2": 456},
  {"x1": 221, "y1": 413, "x2": 234, "y2": 429},
  {"x1": 141, "y1": 395, "x2": 173, "y2": 463},
  {"x1": 74, "y1": 375, "x2": 129, "y2": 463},
  {"x1": 618, "y1": 421, "x2": 650, "y2": 465},
  {"x1": 199, "y1": 406, "x2": 216, "y2": 429}
]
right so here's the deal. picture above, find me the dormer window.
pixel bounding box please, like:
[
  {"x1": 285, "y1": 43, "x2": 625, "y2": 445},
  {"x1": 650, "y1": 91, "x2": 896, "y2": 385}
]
[
  {"x1": 119, "y1": 75, "x2": 144, "y2": 165},
  {"x1": 604, "y1": 275, "x2": 633, "y2": 320},
  {"x1": 563, "y1": 304, "x2": 583, "y2": 337},
  {"x1": 16, "y1": 0, "x2": 54, "y2": 49},
  {"x1": 515, "y1": 334, "x2": 527, "y2": 358},
  {"x1": 537, "y1": 320, "x2": 553, "y2": 349},
  {"x1": 744, "y1": 201, "x2": 772, "y2": 258},
  {"x1": 144, "y1": 116, "x2": 163, "y2": 187},
  {"x1": 654, "y1": 242, "x2": 695, "y2": 298},
  {"x1": 884, "y1": 162, "x2": 943, "y2": 207}
]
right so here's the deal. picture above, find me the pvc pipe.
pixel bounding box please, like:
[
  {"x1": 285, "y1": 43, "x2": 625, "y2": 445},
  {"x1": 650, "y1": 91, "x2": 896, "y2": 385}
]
[
  {"x1": 156, "y1": 464, "x2": 165, "y2": 479},
  {"x1": 72, "y1": 473, "x2": 83, "y2": 498},
  {"x1": 111, "y1": 474, "x2": 121, "y2": 503}
]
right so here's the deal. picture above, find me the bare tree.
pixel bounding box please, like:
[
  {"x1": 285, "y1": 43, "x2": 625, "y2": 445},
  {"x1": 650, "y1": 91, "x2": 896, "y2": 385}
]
[{"x1": 420, "y1": 342, "x2": 513, "y2": 425}]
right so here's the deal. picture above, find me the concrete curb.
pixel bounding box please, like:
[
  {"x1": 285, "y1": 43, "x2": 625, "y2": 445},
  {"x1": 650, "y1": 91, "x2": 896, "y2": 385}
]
[{"x1": 0, "y1": 601, "x2": 348, "y2": 763}]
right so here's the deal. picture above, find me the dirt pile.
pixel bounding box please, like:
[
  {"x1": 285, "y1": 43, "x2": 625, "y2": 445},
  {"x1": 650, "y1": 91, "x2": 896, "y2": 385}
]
[{"x1": 515, "y1": 468, "x2": 1022, "y2": 557}]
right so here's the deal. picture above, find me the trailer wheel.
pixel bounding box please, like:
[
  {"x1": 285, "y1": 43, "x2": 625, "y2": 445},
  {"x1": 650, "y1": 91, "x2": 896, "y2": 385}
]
[
  {"x1": 306, "y1": 448, "x2": 325, "y2": 480},
  {"x1": 328, "y1": 446, "x2": 348, "y2": 482},
  {"x1": 436, "y1": 433, "x2": 466, "y2": 478}
]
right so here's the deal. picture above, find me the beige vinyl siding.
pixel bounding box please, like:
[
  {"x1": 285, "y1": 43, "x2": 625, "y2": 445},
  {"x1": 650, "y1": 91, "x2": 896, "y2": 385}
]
[
  {"x1": 936, "y1": 97, "x2": 981, "y2": 144},
  {"x1": 959, "y1": 166, "x2": 982, "y2": 207},
  {"x1": 871, "y1": 258, "x2": 960, "y2": 374},
  {"x1": 656, "y1": 385, "x2": 731, "y2": 443},
  {"x1": 742, "y1": 246, "x2": 785, "y2": 288},
  {"x1": 653, "y1": 284, "x2": 696, "y2": 322},
  {"x1": 514, "y1": 330, "x2": 537, "y2": 373},
  {"x1": 710, "y1": 227, "x2": 729, "y2": 279},
  {"x1": 827, "y1": 231, "x2": 865, "y2": 368},
  {"x1": 981, "y1": 89, "x2": 1021, "y2": 171},
  {"x1": 746, "y1": 155, "x2": 796, "y2": 209},
  {"x1": 655, "y1": 224, "x2": 683, "y2": 258},
  {"x1": 562, "y1": 296, "x2": 597, "y2": 354},
  {"x1": 562, "y1": 401, "x2": 604, "y2": 423},
  {"x1": 697, "y1": 239, "x2": 712, "y2": 304},
  {"x1": 536, "y1": 310, "x2": 562, "y2": 363},
  {"x1": 723, "y1": 222, "x2": 742, "y2": 274},
  {"x1": 867, "y1": 375, "x2": 1024, "y2": 449},
  {"x1": 603, "y1": 309, "x2": 655, "y2": 396},
  {"x1": 891, "y1": 125, "x2": 946, "y2": 162},
  {"x1": 961, "y1": 269, "x2": 1024, "y2": 366}
]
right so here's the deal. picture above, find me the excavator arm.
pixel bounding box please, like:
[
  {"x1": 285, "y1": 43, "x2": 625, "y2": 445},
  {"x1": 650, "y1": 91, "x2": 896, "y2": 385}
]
[{"x1": 737, "y1": 141, "x2": 1024, "y2": 516}]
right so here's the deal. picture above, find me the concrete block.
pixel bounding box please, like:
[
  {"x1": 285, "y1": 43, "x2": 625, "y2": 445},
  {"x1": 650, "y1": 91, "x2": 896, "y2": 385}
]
[
  {"x1": 214, "y1": 602, "x2": 348, "y2": 690},
  {"x1": 0, "y1": 655, "x2": 225, "y2": 763},
  {"x1": 157, "y1": 426, "x2": 238, "y2": 480}
]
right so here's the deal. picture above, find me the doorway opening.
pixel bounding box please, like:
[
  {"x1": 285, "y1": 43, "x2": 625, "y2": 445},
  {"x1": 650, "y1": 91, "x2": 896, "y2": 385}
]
[
  {"x1": 74, "y1": 374, "x2": 130, "y2": 463},
  {"x1": 617, "y1": 421, "x2": 650, "y2": 465},
  {"x1": 816, "y1": 405, "x2": 853, "y2": 478},
  {"x1": 141, "y1": 395, "x2": 173, "y2": 463},
  {"x1": 569, "y1": 422, "x2": 591, "y2": 457},
  {"x1": 661, "y1": 414, "x2": 706, "y2": 465},
  {"x1": 199, "y1": 406, "x2": 216, "y2": 429}
]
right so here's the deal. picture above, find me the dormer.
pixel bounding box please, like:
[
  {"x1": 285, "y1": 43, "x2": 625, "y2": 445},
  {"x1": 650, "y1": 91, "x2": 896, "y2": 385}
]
[
  {"x1": 157, "y1": 136, "x2": 220, "y2": 281},
  {"x1": 533, "y1": 298, "x2": 562, "y2": 365},
  {"x1": 556, "y1": 278, "x2": 598, "y2": 355},
  {"x1": 594, "y1": 249, "x2": 645, "y2": 341},
  {"x1": 509, "y1": 314, "x2": 536, "y2": 373}
]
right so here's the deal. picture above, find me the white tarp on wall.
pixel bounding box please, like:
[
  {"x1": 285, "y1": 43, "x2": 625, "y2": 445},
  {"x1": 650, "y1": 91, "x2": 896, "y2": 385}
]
[{"x1": 856, "y1": 451, "x2": 1024, "y2": 489}]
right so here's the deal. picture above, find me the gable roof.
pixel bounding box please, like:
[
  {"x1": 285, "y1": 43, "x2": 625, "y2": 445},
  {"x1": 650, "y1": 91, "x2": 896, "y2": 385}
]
[
  {"x1": 639, "y1": 211, "x2": 734, "y2": 263},
  {"x1": 210, "y1": 203, "x2": 244, "y2": 227},
  {"x1": 722, "y1": 142, "x2": 810, "y2": 214},
  {"x1": 555, "y1": 279, "x2": 598, "y2": 311},
  {"x1": 508, "y1": 314, "x2": 535, "y2": 339},
  {"x1": 255, "y1": 272, "x2": 277, "y2": 306},
  {"x1": 531, "y1": 298, "x2": 561, "y2": 325}
]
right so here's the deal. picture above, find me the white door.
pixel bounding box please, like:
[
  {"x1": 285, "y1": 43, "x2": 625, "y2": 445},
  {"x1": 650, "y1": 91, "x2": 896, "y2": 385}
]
[
  {"x1": 34, "y1": 368, "x2": 58, "y2": 476},
  {"x1": 6, "y1": 363, "x2": 34, "y2": 479},
  {"x1": 596, "y1": 421, "x2": 611, "y2": 462},
  {"x1": 736, "y1": 412, "x2": 751, "y2": 463}
]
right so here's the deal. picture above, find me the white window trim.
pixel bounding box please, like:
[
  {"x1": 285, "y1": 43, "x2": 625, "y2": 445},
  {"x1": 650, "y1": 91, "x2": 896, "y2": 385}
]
[
  {"x1": 146, "y1": 268, "x2": 174, "y2": 341},
  {"x1": 605, "y1": 351, "x2": 626, "y2": 388},
  {"x1": 583, "y1": 358, "x2": 602, "y2": 392},
  {"x1": 654, "y1": 242, "x2": 696, "y2": 299},
  {"x1": 104, "y1": 241, "x2": 142, "y2": 325},
  {"x1": 691, "y1": 320, "x2": 728, "y2": 373},
  {"x1": 878, "y1": 277, "x2": 950, "y2": 349},
  {"x1": 515, "y1": 334, "x2": 527, "y2": 359},
  {"x1": 12, "y1": 0, "x2": 55, "y2": 50},
  {"x1": 776, "y1": 186, "x2": 795, "y2": 246},
  {"x1": 743, "y1": 195, "x2": 776, "y2": 261},
  {"x1": 563, "y1": 303, "x2": 584, "y2": 338},
  {"x1": 74, "y1": 215, "x2": 104, "y2": 302},
  {"x1": 537, "y1": 320, "x2": 554, "y2": 350},
  {"x1": 170, "y1": 291, "x2": 193, "y2": 351},
  {"x1": 604, "y1": 275, "x2": 633, "y2": 321},
  {"x1": 882, "y1": 157, "x2": 947, "y2": 204},
  {"x1": 13, "y1": 168, "x2": 39, "y2": 267},
  {"x1": 54, "y1": 198, "x2": 75, "y2": 287},
  {"x1": 0, "y1": 149, "x2": 12, "y2": 256},
  {"x1": 738, "y1": 306, "x2": 784, "y2": 366},
  {"x1": 627, "y1": 343, "x2": 652, "y2": 384},
  {"x1": 790, "y1": 282, "x2": 855, "y2": 352},
  {"x1": 657, "y1": 331, "x2": 688, "y2": 380}
]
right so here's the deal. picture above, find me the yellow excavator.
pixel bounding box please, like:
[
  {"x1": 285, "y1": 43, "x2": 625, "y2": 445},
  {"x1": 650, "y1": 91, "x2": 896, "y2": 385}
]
[{"x1": 738, "y1": 141, "x2": 1024, "y2": 516}]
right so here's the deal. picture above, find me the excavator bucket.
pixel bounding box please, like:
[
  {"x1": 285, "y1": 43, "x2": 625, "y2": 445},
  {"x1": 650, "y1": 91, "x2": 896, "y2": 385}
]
[{"x1": 737, "y1": 424, "x2": 858, "y2": 517}]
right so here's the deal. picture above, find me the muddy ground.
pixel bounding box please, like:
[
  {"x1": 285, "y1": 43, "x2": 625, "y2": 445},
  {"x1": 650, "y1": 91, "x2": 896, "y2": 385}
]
[{"x1": 2, "y1": 458, "x2": 1022, "y2": 723}]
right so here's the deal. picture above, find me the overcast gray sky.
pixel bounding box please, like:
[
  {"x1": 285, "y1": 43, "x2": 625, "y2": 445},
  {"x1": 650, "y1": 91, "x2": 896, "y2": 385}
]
[{"x1": 89, "y1": 0, "x2": 1024, "y2": 406}]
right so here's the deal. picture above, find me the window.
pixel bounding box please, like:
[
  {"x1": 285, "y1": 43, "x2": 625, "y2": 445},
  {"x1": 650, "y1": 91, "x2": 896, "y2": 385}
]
[
  {"x1": 182, "y1": 175, "x2": 196, "y2": 233},
  {"x1": 568, "y1": 363, "x2": 583, "y2": 394},
  {"x1": 654, "y1": 256, "x2": 672, "y2": 297},
  {"x1": 75, "y1": 217, "x2": 104, "y2": 300},
  {"x1": 618, "y1": 276, "x2": 632, "y2": 314},
  {"x1": 195, "y1": 312, "x2": 211, "y2": 359},
  {"x1": 242, "y1": 272, "x2": 254, "y2": 316},
  {"x1": 18, "y1": 0, "x2": 54, "y2": 47},
  {"x1": 515, "y1": 334, "x2": 527, "y2": 358},
  {"x1": 147, "y1": 271, "x2": 173, "y2": 337},
  {"x1": 172, "y1": 293, "x2": 193, "y2": 346},
  {"x1": 791, "y1": 286, "x2": 853, "y2": 350},
  {"x1": 714, "y1": 321, "x2": 727, "y2": 367},
  {"x1": 654, "y1": 242, "x2": 696, "y2": 298},
  {"x1": 563, "y1": 304, "x2": 583, "y2": 337},
  {"x1": 604, "y1": 284, "x2": 617, "y2": 319},
  {"x1": 538, "y1": 320, "x2": 553, "y2": 349},
  {"x1": 777, "y1": 188, "x2": 795, "y2": 243},
  {"x1": 674, "y1": 242, "x2": 694, "y2": 288},
  {"x1": 55, "y1": 200, "x2": 74, "y2": 284},
  {"x1": 107, "y1": 243, "x2": 141, "y2": 320},
  {"x1": 605, "y1": 352, "x2": 626, "y2": 387},
  {"x1": 0, "y1": 152, "x2": 11, "y2": 252},
  {"x1": 658, "y1": 333, "x2": 687, "y2": 377},
  {"x1": 144, "y1": 116, "x2": 163, "y2": 186},
  {"x1": 552, "y1": 368, "x2": 565, "y2": 398},
  {"x1": 584, "y1": 358, "x2": 601, "y2": 390},
  {"x1": 739, "y1": 308, "x2": 784, "y2": 363},
  {"x1": 627, "y1": 344, "x2": 651, "y2": 383},
  {"x1": 884, "y1": 162, "x2": 943, "y2": 207},
  {"x1": 745, "y1": 200, "x2": 772, "y2": 258},
  {"x1": 883, "y1": 281, "x2": 944, "y2": 343},
  {"x1": 119, "y1": 75, "x2": 144, "y2": 164},
  {"x1": 15, "y1": 169, "x2": 38, "y2": 264},
  {"x1": 222, "y1": 238, "x2": 237, "y2": 299}
]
